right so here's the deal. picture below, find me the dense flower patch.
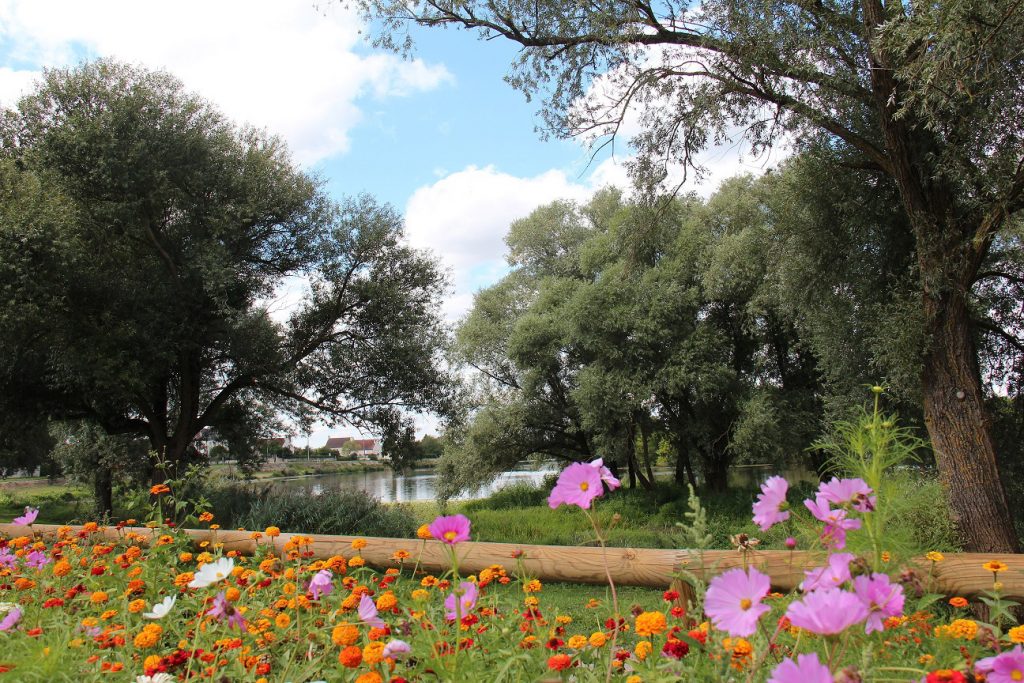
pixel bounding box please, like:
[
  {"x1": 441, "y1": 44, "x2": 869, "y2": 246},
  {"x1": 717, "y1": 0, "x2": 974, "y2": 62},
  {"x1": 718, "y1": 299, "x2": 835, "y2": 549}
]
[{"x1": 0, "y1": 467, "x2": 1021, "y2": 681}]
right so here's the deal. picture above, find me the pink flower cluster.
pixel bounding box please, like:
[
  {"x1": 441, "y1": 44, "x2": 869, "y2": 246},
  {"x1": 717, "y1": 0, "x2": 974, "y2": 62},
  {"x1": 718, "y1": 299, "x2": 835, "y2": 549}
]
[{"x1": 751, "y1": 475, "x2": 875, "y2": 551}]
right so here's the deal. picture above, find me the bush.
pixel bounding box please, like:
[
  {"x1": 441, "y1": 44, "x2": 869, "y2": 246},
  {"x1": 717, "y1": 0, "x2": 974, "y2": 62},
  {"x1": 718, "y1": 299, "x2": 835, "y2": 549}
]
[{"x1": 237, "y1": 488, "x2": 418, "y2": 537}]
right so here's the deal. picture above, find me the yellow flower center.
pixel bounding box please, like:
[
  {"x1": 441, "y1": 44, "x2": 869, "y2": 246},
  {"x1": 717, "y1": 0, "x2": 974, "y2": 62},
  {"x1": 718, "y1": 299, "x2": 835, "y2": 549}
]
[
  {"x1": 444, "y1": 531, "x2": 458, "y2": 542},
  {"x1": 1012, "y1": 671, "x2": 1022, "y2": 682},
  {"x1": 739, "y1": 598, "x2": 752, "y2": 611},
  {"x1": 579, "y1": 482, "x2": 589, "y2": 492}
]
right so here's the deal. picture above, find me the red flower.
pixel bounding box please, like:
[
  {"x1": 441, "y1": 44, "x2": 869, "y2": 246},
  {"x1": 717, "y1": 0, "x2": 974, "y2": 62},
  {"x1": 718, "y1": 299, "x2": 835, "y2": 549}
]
[
  {"x1": 547, "y1": 654, "x2": 573, "y2": 671},
  {"x1": 924, "y1": 671, "x2": 967, "y2": 683},
  {"x1": 545, "y1": 637, "x2": 564, "y2": 650},
  {"x1": 43, "y1": 598, "x2": 64, "y2": 608},
  {"x1": 26, "y1": 628, "x2": 43, "y2": 638},
  {"x1": 663, "y1": 590, "x2": 680, "y2": 602},
  {"x1": 662, "y1": 638, "x2": 690, "y2": 659}
]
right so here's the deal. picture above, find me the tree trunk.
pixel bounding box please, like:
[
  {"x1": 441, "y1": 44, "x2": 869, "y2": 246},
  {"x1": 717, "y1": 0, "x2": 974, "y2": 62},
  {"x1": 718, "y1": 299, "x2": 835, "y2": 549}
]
[
  {"x1": 673, "y1": 440, "x2": 697, "y2": 490},
  {"x1": 93, "y1": 465, "x2": 113, "y2": 518},
  {"x1": 921, "y1": 289, "x2": 1020, "y2": 552},
  {"x1": 640, "y1": 423, "x2": 655, "y2": 484},
  {"x1": 704, "y1": 452, "x2": 729, "y2": 493}
]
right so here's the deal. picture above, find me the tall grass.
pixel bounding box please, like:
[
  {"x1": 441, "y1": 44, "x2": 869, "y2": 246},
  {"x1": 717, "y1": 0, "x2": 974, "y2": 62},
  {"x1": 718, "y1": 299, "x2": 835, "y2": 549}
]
[{"x1": 237, "y1": 488, "x2": 418, "y2": 537}]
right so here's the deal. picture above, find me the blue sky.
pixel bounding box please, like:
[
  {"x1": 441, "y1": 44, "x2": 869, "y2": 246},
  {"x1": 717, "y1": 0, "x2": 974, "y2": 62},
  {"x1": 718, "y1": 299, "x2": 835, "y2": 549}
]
[{"x1": 0, "y1": 0, "x2": 769, "y2": 443}]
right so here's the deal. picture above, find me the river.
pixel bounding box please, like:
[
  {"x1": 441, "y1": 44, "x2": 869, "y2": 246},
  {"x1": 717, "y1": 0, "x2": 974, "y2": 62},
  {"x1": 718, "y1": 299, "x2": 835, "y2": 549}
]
[{"x1": 268, "y1": 463, "x2": 559, "y2": 503}]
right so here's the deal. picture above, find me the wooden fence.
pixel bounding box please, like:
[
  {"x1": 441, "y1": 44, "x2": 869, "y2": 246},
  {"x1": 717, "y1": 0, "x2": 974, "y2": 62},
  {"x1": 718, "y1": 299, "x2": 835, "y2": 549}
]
[{"x1": 3, "y1": 524, "x2": 1022, "y2": 601}]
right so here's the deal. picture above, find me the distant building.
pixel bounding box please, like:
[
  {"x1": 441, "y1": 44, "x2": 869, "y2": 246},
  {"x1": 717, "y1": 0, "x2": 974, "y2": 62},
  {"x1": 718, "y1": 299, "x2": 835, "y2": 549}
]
[
  {"x1": 351, "y1": 438, "x2": 381, "y2": 459},
  {"x1": 323, "y1": 436, "x2": 351, "y2": 455},
  {"x1": 323, "y1": 436, "x2": 380, "y2": 460}
]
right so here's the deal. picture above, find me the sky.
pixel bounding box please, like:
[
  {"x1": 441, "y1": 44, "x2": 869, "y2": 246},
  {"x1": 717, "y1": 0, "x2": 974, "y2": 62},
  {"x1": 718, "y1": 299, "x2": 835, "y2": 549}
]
[{"x1": 0, "y1": 0, "x2": 781, "y2": 445}]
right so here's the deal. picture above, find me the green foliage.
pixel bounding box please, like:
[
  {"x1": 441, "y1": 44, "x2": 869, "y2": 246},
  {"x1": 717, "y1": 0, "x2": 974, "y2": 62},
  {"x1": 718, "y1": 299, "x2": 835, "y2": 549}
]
[
  {"x1": 0, "y1": 59, "x2": 454, "y2": 486},
  {"x1": 238, "y1": 488, "x2": 418, "y2": 537}
]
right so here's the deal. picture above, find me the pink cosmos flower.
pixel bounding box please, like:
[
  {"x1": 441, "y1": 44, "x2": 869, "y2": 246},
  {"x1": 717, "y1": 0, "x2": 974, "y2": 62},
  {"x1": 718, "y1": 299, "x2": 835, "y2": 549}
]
[
  {"x1": 358, "y1": 593, "x2": 385, "y2": 629},
  {"x1": 444, "y1": 581, "x2": 479, "y2": 621},
  {"x1": 817, "y1": 477, "x2": 876, "y2": 512},
  {"x1": 703, "y1": 567, "x2": 772, "y2": 637},
  {"x1": 800, "y1": 553, "x2": 855, "y2": 592},
  {"x1": 25, "y1": 550, "x2": 51, "y2": 569},
  {"x1": 206, "y1": 592, "x2": 246, "y2": 631},
  {"x1": 977, "y1": 645, "x2": 1024, "y2": 682},
  {"x1": 0, "y1": 549, "x2": 14, "y2": 569},
  {"x1": 752, "y1": 476, "x2": 790, "y2": 531},
  {"x1": 308, "y1": 569, "x2": 333, "y2": 600},
  {"x1": 786, "y1": 588, "x2": 868, "y2": 635},
  {"x1": 548, "y1": 462, "x2": 604, "y2": 510},
  {"x1": 428, "y1": 514, "x2": 472, "y2": 545},
  {"x1": 12, "y1": 506, "x2": 39, "y2": 526},
  {"x1": 767, "y1": 653, "x2": 834, "y2": 683},
  {"x1": 853, "y1": 573, "x2": 905, "y2": 634},
  {"x1": 804, "y1": 497, "x2": 861, "y2": 549},
  {"x1": 588, "y1": 458, "x2": 621, "y2": 491},
  {"x1": 0, "y1": 607, "x2": 20, "y2": 632},
  {"x1": 382, "y1": 639, "x2": 412, "y2": 659}
]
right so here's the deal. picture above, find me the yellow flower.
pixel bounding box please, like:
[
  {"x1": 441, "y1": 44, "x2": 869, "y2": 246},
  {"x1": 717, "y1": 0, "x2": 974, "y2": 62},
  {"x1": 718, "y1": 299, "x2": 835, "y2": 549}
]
[
  {"x1": 626, "y1": 677, "x2": 643, "y2": 683},
  {"x1": 983, "y1": 560, "x2": 1009, "y2": 573},
  {"x1": 128, "y1": 599, "x2": 146, "y2": 613},
  {"x1": 588, "y1": 631, "x2": 607, "y2": 648},
  {"x1": 376, "y1": 592, "x2": 398, "y2": 611},
  {"x1": 265, "y1": 526, "x2": 281, "y2": 537},
  {"x1": 1008, "y1": 625, "x2": 1024, "y2": 644},
  {"x1": 349, "y1": 557, "x2": 365, "y2": 568},
  {"x1": 351, "y1": 539, "x2": 368, "y2": 550},
  {"x1": 411, "y1": 589, "x2": 430, "y2": 601},
  {"x1": 556, "y1": 615, "x2": 572, "y2": 625},
  {"x1": 926, "y1": 551, "x2": 944, "y2": 562},
  {"x1": 133, "y1": 624, "x2": 163, "y2": 649},
  {"x1": 634, "y1": 640, "x2": 653, "y2": 660},
  {"x1": 523, "y1": 579, "x2": 542, "y2": 593}
]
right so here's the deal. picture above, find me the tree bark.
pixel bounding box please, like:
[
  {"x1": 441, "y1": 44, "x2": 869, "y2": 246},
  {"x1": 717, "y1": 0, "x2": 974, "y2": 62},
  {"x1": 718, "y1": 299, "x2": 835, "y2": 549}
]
[{"x1": 921, "y1": 288, "x2": 1020, "y2": 552}]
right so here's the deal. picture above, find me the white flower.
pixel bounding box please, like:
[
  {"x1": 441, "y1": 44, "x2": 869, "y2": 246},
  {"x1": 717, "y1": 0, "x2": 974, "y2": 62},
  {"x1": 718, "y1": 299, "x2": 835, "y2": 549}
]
[
  {"x1": 136, "y1": 674, "x2": 174, "y2": 683},
  {"x1": 142, "y1": 595, "x2": 176, "y2": 619},
  {"x1": 187, "y1": 557, "x2": 235, "y2": 588},
  {"x1": 0, "y1": 602, "x2": 16, "y2": 614}
]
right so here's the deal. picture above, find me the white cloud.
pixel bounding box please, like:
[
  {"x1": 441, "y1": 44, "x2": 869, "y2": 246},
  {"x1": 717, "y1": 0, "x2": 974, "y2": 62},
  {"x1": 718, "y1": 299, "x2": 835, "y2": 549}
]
[{"x1": 0, "y1": 0, "x2": 452, "y2": 165}]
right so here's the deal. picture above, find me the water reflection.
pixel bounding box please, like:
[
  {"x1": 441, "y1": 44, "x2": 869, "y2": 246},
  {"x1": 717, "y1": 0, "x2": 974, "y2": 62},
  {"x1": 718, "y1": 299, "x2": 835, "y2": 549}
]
[{"x1": 271, "y1": 464, "x2": 558, "y2": 503}]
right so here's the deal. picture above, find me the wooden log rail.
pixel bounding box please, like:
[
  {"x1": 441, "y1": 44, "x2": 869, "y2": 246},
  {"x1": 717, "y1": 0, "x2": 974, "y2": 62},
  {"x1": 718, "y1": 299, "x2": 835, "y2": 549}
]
[{"x1": 3, "y1": 524, "x2": 1023, "y2": 601}]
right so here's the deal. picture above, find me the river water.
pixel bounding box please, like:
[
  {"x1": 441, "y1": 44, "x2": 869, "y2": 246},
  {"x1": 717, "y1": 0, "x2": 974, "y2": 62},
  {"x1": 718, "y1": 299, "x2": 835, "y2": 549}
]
[{"x1": 268, "y1": 464, "x2": 558, "y2": 503}]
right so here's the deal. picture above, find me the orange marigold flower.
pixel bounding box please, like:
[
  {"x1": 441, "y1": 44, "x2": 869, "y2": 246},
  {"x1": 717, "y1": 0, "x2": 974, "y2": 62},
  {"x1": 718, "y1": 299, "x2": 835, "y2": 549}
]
[
  {"x1": 523, "y1": 579, "x2": 542, "y2": 593},
  {"x1": 198, "y1": 512, "x2": 214, "y2": 522},
  {"x1": 926, "y1": 551, "x2": 945, "y2": 563},
  {"x1": 375, "y1": 592, "x2": 398, "y2": 611},
  {"x1": 634, "y1": 611, "x2": 667, "y2": 637},
  {"x1": 274, "y1": 613, "x2": 291, "y2": 629},
  {"x1": 90, "y1": 591, "x2": 109, "y2": 604},
  {"x1": 1008, "y1": 625, "x2": 1024, "y2": 644},
  {"x1": 338, "y1": 645, "x2": 362, "y2": 668},
  {"x1": 948, "y1": 597, "x2": 969, "y2": 608},
  {"x1": 567, "y1": 635, "x2": 588, "y2": 649},
  {"x1": 128, "y1": 599, "x2": 146, "y2": 614},
  {"x1": 416, "y1": 524, "x2": 432, "y2": 540},
  {"x1": 349, "y1": 557, "x2": 365, "y2": 568},
  {"x1": 588, "y1": 632, "x2": 607, "y2": 648},
  {"x1": 634, "y1": 640, "x2": 653, "y2": 660},
  {"x1": 392, "y1": 549, "x2": 411, "y2": 561},
  {"x1": 149, "y1": 484, "x2": 171, "y2": 496},
  {"x1": 351, "y1": 538, "x2": 367, "y2": 551},
  {"x1": 174, "y1": 572, "x2": 195, "y2": 588},
  {"x1": 133, "y1": 624, "x2": 163, "y2": 649},
  {"x1": 362, "y1": 641, "x2": 385, "y2": 666},
  {"x1": 52, "y1": 560, "x2": 71, "y2": 577},
  {"x1": 264, "y1": 526, "x2": 281, "y2": 537},
  {"x1": 332, "y1": 623, "x2": 360, "y2": 647},
  {"x1": 179, "y1": 552, "x2": 194, "y2": 563},
  {"x1": 354, "y1": 673, "x2": 382, "y2": 683}
]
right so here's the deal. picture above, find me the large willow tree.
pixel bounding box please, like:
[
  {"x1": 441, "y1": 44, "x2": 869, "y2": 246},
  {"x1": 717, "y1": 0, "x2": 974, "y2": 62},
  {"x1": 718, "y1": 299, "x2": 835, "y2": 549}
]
[{"x1": 360, "y1": 0, "x2": 1024, "y2": 551}]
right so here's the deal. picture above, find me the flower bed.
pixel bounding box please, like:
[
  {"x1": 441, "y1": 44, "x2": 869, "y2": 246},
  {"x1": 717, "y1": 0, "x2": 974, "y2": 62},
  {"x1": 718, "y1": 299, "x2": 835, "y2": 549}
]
[{"x1": 0, "y1": 463, "x2": 1022, "y2": 681}]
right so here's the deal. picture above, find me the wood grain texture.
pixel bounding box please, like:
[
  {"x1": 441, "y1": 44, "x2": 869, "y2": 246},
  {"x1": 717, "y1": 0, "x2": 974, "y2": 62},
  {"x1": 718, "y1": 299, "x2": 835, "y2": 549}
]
[{"x1": 4, "y1": 524, "x2": 1021, "y2": 599}]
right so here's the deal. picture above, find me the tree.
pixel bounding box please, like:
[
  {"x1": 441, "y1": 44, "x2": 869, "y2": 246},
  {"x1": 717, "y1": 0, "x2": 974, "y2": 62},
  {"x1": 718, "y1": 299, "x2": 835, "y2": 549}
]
[
  {"x1": 361, "y1": 0, "x2": 1024, "y2": 551},
  {"x1": 0, "y1": 60, "x2": 454, "y2": 486}
]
